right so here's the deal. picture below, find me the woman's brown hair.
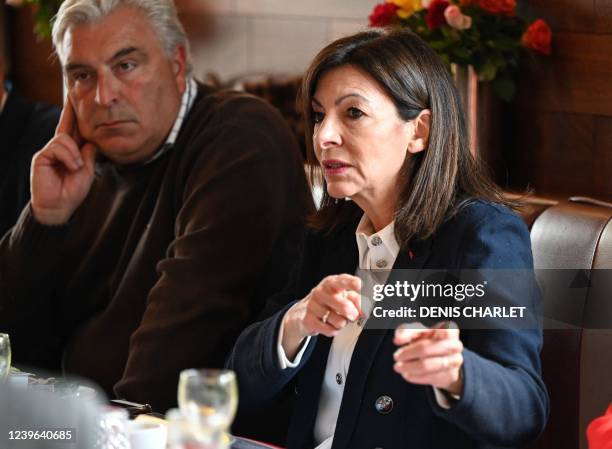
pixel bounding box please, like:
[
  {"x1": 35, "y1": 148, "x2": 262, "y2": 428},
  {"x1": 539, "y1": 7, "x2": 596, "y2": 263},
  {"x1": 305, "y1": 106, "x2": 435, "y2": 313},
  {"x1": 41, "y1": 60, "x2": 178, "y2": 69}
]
[{"x1": 301, "y1": 28, "x2": 514, "y2": 248}]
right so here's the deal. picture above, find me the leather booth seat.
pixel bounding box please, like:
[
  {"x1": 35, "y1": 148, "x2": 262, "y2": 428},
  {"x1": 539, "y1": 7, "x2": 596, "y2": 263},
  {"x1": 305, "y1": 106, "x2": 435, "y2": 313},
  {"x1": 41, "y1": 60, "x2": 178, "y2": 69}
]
[{"x1": 517, "y1": 195, "x2": 612, "y2": 449}]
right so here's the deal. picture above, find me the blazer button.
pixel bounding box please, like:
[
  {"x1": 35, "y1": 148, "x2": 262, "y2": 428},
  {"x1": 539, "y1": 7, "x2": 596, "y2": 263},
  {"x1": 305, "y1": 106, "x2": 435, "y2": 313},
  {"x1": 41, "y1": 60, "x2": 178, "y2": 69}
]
[
  {"x1": 294, "y1": 386, "x2": 299, "y2": 396},
  {"x1": 375, "y1": 395, "x2": 393, "y2": 414}
]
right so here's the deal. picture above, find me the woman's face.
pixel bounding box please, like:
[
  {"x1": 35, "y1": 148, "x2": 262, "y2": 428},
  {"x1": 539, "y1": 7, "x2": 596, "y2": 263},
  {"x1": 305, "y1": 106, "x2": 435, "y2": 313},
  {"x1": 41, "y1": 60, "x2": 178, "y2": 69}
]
[{"x1": 312, "y1": 65, "x2": 428, "y2": 213}]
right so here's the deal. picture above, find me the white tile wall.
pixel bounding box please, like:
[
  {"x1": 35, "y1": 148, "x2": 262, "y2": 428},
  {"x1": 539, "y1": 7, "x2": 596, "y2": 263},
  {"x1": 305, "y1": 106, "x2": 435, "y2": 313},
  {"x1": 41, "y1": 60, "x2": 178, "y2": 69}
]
[
  {"x1": 235, "y1": 0, "x2": 375, "y2": 19},
  {"x1": 186, "y1": 1, "x2": 372, "y2": 80},
  {"x1": 328, "y1": 19, "x2": 368, "y2": 41},
  {"x1": 204, "y1": 0, "x2": 237, "y2": 15},
  {"x1": 190, "y1": 15, "x2": 249, "y2": 79},
  {"x1": 248, "y1": 16, "x2": 330, "y2": 74}
]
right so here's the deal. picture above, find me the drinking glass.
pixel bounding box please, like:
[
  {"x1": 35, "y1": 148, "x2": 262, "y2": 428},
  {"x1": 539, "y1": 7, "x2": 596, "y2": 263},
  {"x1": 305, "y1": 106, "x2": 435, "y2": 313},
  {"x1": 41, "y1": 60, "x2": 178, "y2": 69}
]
[
  {"x1": 94, "y1": 406, "x2": 131, "y2": 449},
  {"x1": 177, "y1": 369, "x2": 238, "y2": 447},
  {"x1": 0, "y1": 333, "x2": 11, "y2": 382}
]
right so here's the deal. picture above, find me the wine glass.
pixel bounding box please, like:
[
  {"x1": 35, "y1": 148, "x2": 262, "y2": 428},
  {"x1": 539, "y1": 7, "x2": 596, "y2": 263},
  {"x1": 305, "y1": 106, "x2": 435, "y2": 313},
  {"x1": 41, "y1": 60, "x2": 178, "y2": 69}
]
[
  {"x1": 0, "y1": 333, "x2": 11, "y2": 382},
  {"x1": 177, "y1": 369, "x2": 238, "y2": 447}
]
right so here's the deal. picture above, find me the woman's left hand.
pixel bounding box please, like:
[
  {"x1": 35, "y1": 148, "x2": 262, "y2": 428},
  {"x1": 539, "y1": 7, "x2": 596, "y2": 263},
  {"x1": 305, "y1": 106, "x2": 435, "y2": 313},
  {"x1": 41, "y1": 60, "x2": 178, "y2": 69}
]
[{"x1": 392, "y1": 323, "x2": 464, "y2": 396}]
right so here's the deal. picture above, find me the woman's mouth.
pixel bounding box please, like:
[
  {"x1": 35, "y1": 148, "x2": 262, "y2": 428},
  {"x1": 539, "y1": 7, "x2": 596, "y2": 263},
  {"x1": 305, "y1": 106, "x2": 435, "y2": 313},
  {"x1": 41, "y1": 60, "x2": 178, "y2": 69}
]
[{"x1": 322, "y1": 159, "x2": 351, "y2": 175}]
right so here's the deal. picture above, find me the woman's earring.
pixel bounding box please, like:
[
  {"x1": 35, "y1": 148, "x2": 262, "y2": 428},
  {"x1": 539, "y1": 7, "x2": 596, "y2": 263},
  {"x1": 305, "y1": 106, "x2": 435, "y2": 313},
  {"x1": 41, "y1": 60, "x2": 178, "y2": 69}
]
[{"x1": 334, "y1": 198, "x2": 339, "y2": 205}]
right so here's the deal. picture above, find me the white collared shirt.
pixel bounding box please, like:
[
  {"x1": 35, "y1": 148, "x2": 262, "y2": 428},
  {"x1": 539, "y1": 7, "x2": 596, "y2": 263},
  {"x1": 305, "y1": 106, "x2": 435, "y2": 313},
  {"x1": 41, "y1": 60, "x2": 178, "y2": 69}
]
[
  {"x1": 144, "y1": 77, "x2": 197, "y2": 164},
  {"x1": 277, "y1": 214, "x2": 456, "y2": 449}
]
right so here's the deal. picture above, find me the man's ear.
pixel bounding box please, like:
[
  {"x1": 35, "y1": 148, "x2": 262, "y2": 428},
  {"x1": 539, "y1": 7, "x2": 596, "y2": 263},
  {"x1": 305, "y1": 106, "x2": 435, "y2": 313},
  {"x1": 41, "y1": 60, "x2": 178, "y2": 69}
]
[
  {"x1": 172, "y1": 44, "x2": 188, "y2": 93},
  {"x1": 407, "y1": 109, "x2": 431, "y2": 154}
]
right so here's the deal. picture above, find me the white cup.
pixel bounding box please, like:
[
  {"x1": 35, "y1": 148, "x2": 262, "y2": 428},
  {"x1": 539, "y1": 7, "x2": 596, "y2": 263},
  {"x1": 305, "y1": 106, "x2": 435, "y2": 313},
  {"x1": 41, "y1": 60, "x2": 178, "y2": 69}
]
[{"x1": 127, "y1": 420, "x2": 168, "y2": 449}]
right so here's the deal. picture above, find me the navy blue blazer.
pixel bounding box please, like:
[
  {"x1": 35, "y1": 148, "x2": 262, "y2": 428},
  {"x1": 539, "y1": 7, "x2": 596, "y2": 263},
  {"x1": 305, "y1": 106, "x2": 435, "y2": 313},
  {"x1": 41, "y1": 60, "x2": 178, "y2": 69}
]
[{"x1": 228, "y1": 200, "x2": 549, "y2": 449}]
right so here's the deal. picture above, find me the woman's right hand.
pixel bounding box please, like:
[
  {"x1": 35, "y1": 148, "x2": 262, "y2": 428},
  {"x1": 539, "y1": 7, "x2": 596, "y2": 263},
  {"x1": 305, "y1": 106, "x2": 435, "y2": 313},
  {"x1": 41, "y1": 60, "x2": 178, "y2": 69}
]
[{"x1": 281, "y1": 274, "x2": 362, "y2": 359}]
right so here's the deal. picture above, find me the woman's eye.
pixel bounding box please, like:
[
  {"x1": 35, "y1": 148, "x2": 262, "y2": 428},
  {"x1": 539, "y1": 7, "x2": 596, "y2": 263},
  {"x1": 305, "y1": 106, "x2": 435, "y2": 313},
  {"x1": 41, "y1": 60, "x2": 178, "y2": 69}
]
[
  {"x1": 347, "y1": 107, "x2": 364, "y2": 119},
  {"x1": 312, "y1": 111, "x2": 324, "y2": 123}
]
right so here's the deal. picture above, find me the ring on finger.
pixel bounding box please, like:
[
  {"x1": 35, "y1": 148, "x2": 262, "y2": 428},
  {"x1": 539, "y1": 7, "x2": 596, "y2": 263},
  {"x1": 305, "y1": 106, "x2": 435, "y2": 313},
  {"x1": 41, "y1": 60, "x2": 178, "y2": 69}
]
[
  {"x1": 441, "y1": 356, "x2": 449, "y2": 369},
  {"x1": 321, "y1": 310, "x2": 331, "y2": 325}
]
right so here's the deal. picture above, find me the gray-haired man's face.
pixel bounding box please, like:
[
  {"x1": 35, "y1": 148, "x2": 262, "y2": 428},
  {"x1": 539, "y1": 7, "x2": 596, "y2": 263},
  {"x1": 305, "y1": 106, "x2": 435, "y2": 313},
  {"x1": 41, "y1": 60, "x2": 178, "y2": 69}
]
[{"x1": 61, "y1": 6, "x2": 187, "y2": 164}]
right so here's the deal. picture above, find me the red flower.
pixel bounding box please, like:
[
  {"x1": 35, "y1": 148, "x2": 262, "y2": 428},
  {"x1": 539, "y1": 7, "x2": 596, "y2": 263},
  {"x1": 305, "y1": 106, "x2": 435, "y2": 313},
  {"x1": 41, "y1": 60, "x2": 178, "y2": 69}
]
[
  {"x1": 369, "y1": 2, "x2": 400, "y2": 27},
  {"x1": 587, "y1": 404, "x2": 612, "y2": 449},
  {"x1": 426, "y1": 0, "x2": 450, "y2": 30},
  {"x1": 522, "y1": 19, "x2": 552, "y2": 55},
  {"x1": 477, "y1": 0, "x2": 516, "y2": 16}
]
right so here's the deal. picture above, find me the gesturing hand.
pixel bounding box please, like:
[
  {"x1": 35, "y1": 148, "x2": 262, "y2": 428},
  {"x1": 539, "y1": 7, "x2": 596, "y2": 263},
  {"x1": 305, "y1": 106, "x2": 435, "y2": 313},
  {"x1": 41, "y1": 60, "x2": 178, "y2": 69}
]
[
  {"x1": 31, "y1": 101, "x2": 97, "y2": 225},
  {"x1": 281, "y1": 274, "x2": 363, "y2": 359},
  {"x1": 392, "y1": 322, "x2": 464, "y2": 396}
]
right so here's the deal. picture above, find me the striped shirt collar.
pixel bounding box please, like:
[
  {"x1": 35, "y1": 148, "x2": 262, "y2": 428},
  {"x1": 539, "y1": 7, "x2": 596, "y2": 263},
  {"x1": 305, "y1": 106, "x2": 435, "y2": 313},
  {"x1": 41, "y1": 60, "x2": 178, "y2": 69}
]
[{"x1": 145, "y1": 77, "x2": 197, "y2": 164}]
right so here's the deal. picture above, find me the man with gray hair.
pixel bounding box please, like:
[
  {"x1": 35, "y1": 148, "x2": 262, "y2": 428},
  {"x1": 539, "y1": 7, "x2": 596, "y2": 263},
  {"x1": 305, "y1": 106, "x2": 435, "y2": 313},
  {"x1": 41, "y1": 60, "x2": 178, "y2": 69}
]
[{"x1": 0, "y1": 0, "x2": 310, "y2": 421}]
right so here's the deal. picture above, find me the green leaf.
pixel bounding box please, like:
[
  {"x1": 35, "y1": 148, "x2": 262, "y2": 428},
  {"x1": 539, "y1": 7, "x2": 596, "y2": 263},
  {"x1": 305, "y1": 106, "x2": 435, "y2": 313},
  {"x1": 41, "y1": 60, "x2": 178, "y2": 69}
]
[
  {"x1": 477, "y1": 61, "x2": 498, "y2": 82},
  {"x1": 492, "y1": 75, "x2": 517, "y2": 101}
]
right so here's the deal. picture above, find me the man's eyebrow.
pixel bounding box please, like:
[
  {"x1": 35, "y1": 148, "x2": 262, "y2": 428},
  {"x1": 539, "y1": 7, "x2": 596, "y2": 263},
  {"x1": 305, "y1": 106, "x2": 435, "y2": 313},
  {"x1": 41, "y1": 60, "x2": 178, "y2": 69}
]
[
  {"x1": 64, "y1": 62, "x2": 90, "y2": 73},
  {"x1": 107, "y1": 46, "x2": 141, "y2": 64},
  {"x1": 64, "y1": 47, "x2": 142, "y2": 73}
]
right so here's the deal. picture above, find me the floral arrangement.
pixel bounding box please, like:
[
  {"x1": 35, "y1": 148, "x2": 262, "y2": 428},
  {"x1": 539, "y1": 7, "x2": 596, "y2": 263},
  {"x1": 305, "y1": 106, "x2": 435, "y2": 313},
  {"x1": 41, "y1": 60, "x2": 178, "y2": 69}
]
[
  {"x1": 368, "y1": 0, "x2": 552, "y2": 100},
  {"x1": 6, "y1": 0, "x2": 63, "y2": 39}
]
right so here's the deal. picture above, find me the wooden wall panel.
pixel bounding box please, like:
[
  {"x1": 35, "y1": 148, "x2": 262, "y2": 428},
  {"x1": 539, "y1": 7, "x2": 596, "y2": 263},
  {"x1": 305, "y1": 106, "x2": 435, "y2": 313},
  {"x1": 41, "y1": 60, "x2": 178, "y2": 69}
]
[
  {"x1": 593, "y1": 118, "x2": 612, "y2": 196},
  {"x1": 594, "y1": 0, "x2": 612, "y2": 33},
  {"x1": 506, "y1": 110, "x2": 600, "y2": 195},
  {"x1": 7, "y1": 7, "x2": 62, "y2": 106},
  {"x1": 519, "y1": 0, "x2": 594, "y2": 32},
  {"x1": 515, "y1": 34, "x2": 612, "y2": 117},
  {"x1": 506, "y1": 1, "x2": 612, "y2": 200}
]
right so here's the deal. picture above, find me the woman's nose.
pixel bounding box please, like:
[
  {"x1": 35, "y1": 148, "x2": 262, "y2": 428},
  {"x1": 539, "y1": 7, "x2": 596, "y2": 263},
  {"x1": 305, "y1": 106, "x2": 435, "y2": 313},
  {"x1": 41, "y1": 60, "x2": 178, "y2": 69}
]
[{"x1": 314, "y1": 116, "x2": 342, "y2": 151}]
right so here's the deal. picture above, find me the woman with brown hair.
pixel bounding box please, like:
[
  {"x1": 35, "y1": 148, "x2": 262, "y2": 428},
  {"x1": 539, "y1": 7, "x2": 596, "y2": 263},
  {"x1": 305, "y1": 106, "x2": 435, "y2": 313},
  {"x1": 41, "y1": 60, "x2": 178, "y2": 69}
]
[{"x1": 228, "y1": 28, "x2": 548, "y2": 449}]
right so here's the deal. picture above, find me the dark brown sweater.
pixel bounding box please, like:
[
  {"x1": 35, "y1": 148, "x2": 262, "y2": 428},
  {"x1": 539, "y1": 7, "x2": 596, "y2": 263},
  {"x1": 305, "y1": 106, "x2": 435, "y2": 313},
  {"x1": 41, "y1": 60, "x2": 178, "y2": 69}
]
[{"x1": 0, "y1": 84, "x2": 312, "y2": 412}]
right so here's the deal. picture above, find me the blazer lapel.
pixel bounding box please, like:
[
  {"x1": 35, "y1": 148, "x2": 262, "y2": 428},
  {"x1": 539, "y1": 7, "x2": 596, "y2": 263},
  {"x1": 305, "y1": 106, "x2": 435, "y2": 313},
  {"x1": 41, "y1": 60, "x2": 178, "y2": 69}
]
[
  {"x1": 331, "y1": 236, "x2": 433, "y2": 449},
  {"x1": 287, "y1": 336, "x2": 332, "y2": 449},
  {"x1": 288, "y1": 225, "x2": 359, "y2": 449}
]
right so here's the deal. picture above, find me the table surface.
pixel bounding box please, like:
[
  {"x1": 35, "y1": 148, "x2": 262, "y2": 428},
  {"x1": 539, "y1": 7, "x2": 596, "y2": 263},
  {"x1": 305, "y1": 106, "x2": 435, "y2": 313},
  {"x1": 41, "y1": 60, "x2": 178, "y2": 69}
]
[{"x1": 232, "y1": 436, "x2": 283, "y2": 449}]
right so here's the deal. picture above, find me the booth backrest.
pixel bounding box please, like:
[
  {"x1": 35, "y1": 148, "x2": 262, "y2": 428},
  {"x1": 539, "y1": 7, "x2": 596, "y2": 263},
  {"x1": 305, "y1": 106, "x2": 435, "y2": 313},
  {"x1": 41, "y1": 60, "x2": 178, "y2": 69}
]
[{"x1": 520, "y1": 196, "x2": 612, "y2": 449}]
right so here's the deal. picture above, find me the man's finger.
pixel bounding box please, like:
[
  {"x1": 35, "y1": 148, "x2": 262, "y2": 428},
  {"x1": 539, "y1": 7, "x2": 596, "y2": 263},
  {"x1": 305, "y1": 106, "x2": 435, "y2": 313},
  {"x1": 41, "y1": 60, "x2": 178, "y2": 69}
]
[
  {"x1": 56, "y1": 101, "x2": 76, "y2": 137},
  {"x1": 37, "y1": 143, "x2": 83, "y2": 172}
]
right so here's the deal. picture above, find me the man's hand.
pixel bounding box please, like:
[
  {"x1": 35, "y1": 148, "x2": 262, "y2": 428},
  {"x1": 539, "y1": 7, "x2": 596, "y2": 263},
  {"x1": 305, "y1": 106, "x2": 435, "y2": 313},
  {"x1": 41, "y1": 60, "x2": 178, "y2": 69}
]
[
  {"x1": 31, "y1": 101, "x2": 97, "y2": 225},
  {"x1": 392, "y1": 322, "x2": 464, "y2": 396}
]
